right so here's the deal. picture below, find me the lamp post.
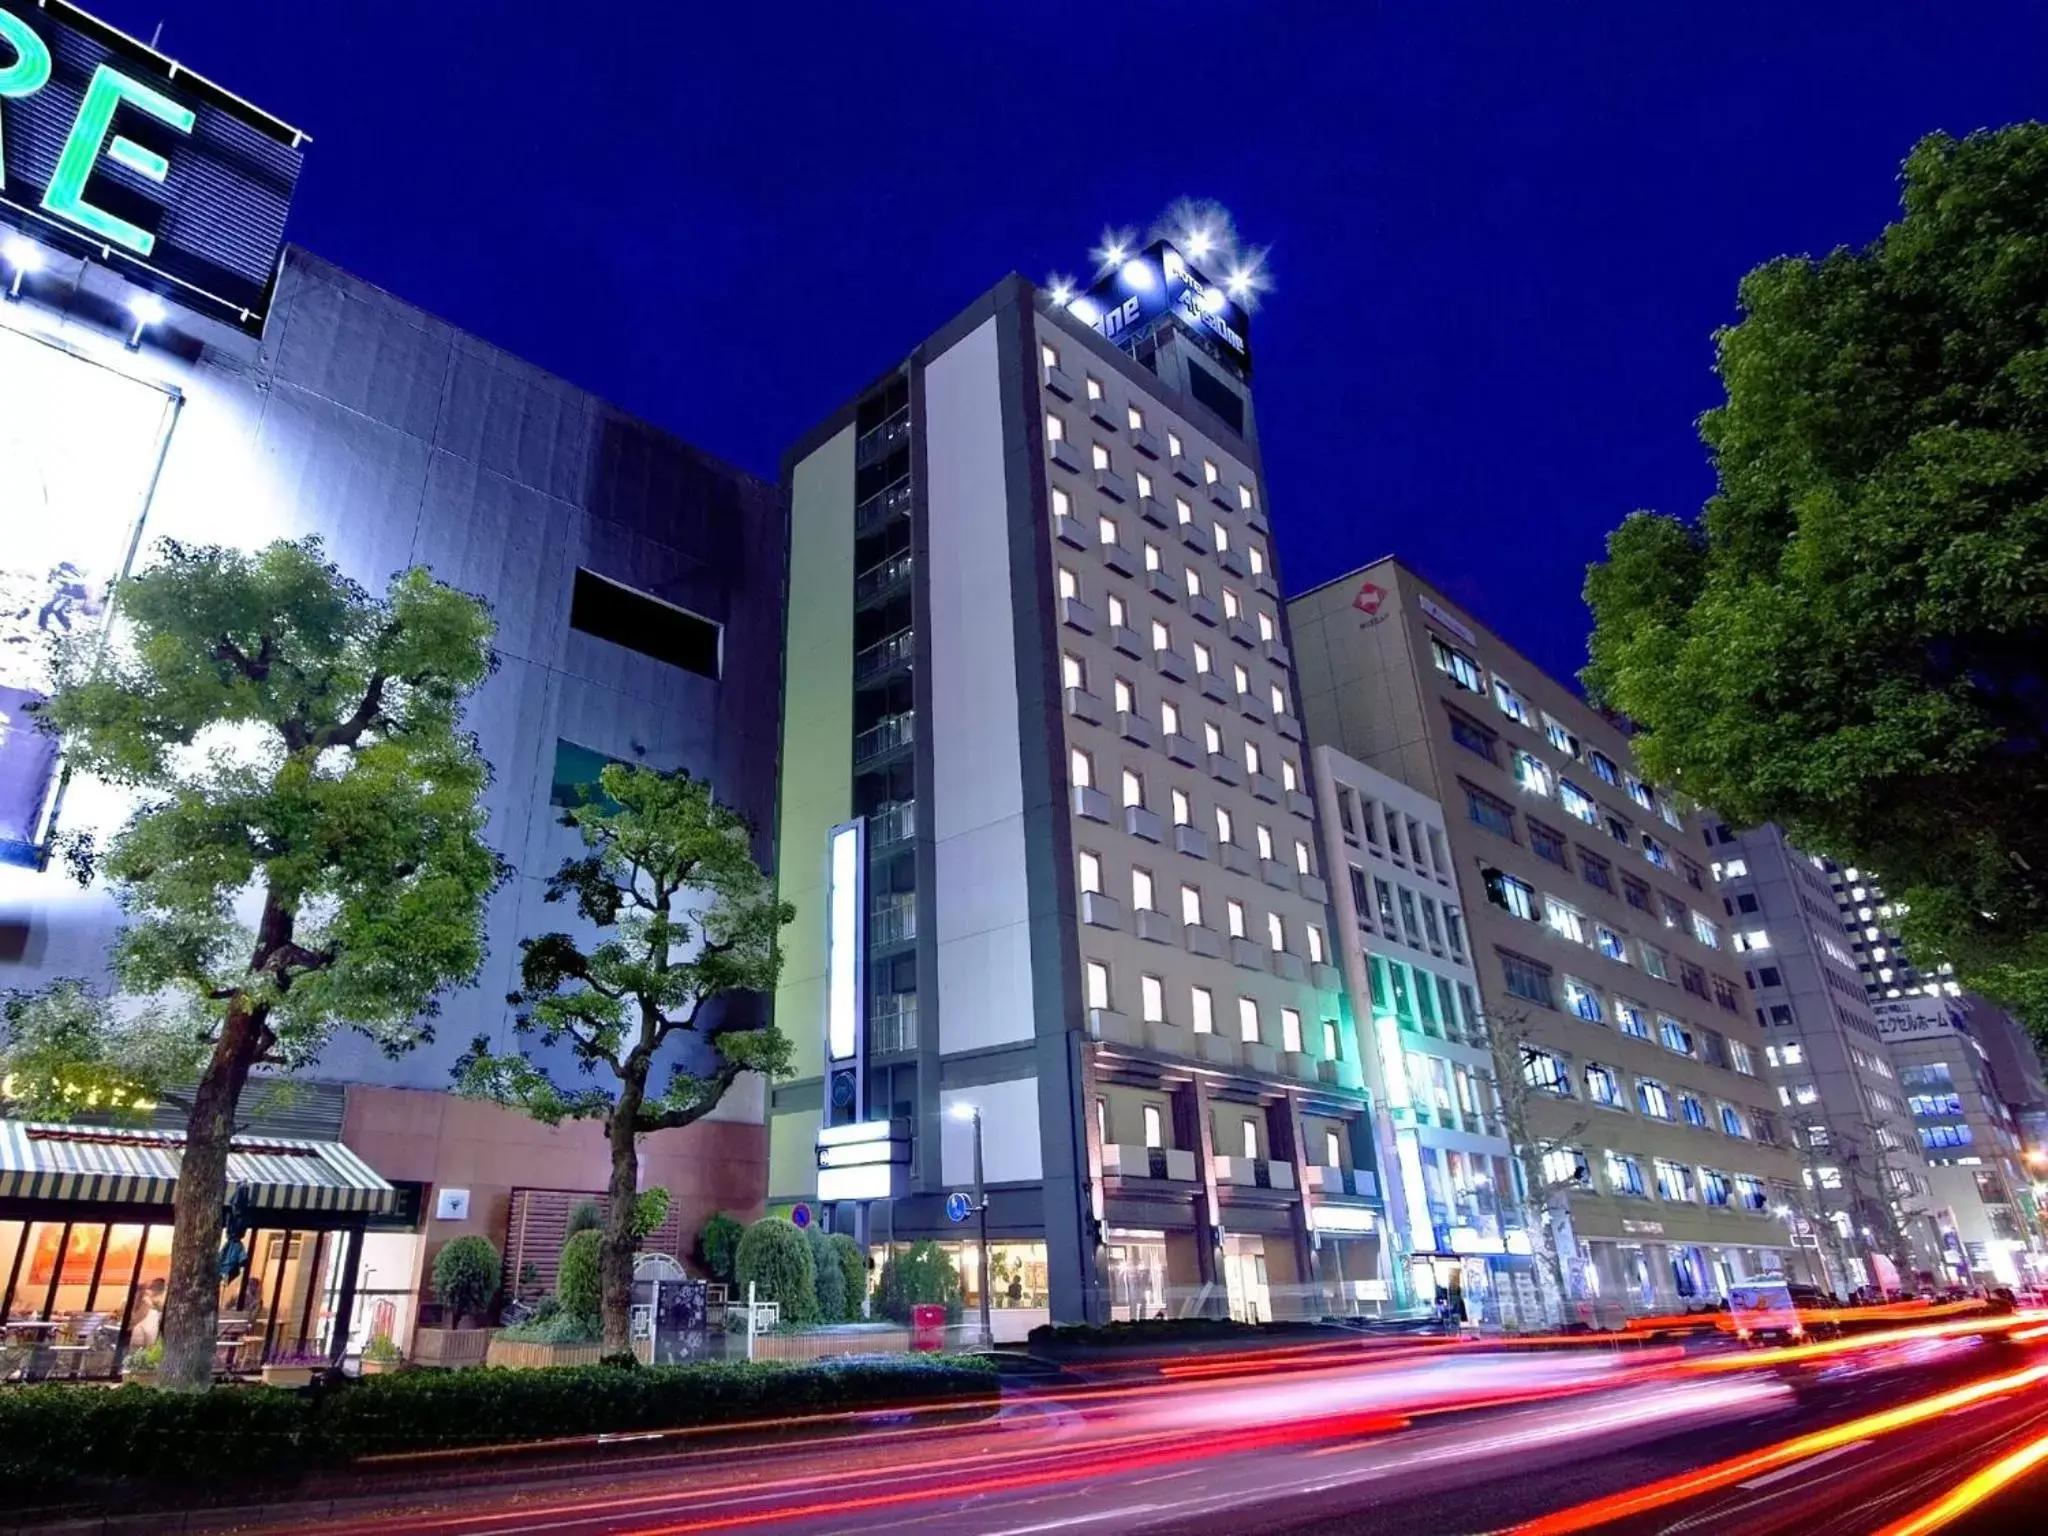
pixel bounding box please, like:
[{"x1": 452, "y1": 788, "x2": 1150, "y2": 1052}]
[{"x1": 953, "y1": 1103, "x2": 992, "y2": 1347}]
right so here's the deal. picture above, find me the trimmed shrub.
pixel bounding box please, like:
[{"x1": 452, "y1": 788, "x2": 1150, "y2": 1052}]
[
  {"x1": 699, "y1": 1211, "x2": 744, "y2": 1284},
  {"x1": 0, "y1": 1356, "x2": 997, "y2": 1507},
  {"x1": 566, "y1": 1199, "x2": 603, "y2": 1240},
  {"x1": 875, "y1": 1240, "x2": 962, "y2": 1325},
  {"x1": 734, "y1": 1217, "x2": 819, "y2": 1323},
  {"x1": 557, "y1": 1229, "x2": 603, "y2": 1324},
  {"x1": 807, "y1": 1226, "x2": 846, "y2": 1321},
  {"x1": 430, "y1": 1235, "x2": 502, "y2": 1326},
  {"x1": 497, "y1": 1310, "x2": 600, "y2": 1344},
  {"x1": 829, "y1": 1233, "x2": 868, "y2": 1319}
]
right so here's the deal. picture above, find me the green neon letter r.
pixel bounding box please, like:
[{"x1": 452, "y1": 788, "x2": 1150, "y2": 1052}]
[
  {"x1": 43, "y1": 64, "x2": 195, "y2": 256},
  {"x1": 0, "y1": 6, "x2": 54, "y2": 191}
]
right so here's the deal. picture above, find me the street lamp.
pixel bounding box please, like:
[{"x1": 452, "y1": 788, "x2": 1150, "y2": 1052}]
[{"x1": 951, "y1": 1102, "x2": 992, "y2": 1347}]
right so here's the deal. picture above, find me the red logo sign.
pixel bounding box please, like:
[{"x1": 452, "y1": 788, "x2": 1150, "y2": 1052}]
[{"x1": 1353, "y1": 581, "x2": 1386, "y2": 616}]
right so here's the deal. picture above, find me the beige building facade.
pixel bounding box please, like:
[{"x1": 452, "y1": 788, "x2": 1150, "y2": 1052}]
[{"x1": 1290, "y1": 559, "x2": 1810, "y2": 1315}]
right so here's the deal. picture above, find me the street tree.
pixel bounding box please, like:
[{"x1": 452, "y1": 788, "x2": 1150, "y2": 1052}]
[
  {"x1": 20, "y1": 538, "x2": 501, "y2": 1389},
  {"x1": 1583, "y1": 125, "x2": 2048, "y2": 1032},
  {"x1": 454, "y1": 764, "x2": 792, "y2": 1352},
  {"x1": 1481, "y1": 1004, "x2": 1588, "y2": 1323}
]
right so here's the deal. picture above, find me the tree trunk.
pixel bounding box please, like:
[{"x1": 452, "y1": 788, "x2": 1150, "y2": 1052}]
[
  {"x1": 601, "y1": 1083, "x2": 644, "y2": 1355},
  {"x1": 158, "y1": 1005, "x2": 266, "y2": 1392}
]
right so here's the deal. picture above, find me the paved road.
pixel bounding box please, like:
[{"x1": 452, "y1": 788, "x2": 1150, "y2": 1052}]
[{"x1": 205, "y1": 1323, "x2": 2048, "y2": 1536}]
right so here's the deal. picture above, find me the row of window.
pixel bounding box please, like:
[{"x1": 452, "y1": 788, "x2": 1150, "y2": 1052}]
[
  {"x1": 1069, "y1": 747, "x2": 1312, "y2": 866},
  {"x1": 1483, "y1": 871, "x2": 1749, "y2": 1018},
  {"x1": 1079, "y1": 848, "x2": 1330, "y2": 962},
  {"x1": 1331, "y1": 786, "x2": 1455, "y2": 886},
  {"x1": 1367, "y1": 953, "x2": 1487, "y2": 1048},
  {"x1": 1542, "y1": 1146, "x2": 1776, "y2": 1212},
  {"x1": 1081, "y1": 959, "x2": 1337, "y2": 1056},
  {"x1": 1432, "y1": 637, "x2": 1685, "y2": 829},
  {"x1": 1062, "y1": 643, "x2": 1291, "y2": 726},
  {"x1": 1349, "y1": 866, "x2": 1466, "y2": 964},
  {"x1": 1093, "y1": 1097, "x2": 1346, "y2": 1168},
  {"x1": 1041, "y1": 343, "x2": 1260, "y2": 512},
  {"x1": 1523, "y1": 1048, "x2": 1771, "y2": 1139},
  {"x1": 1499, "y1": 946, "x2": 1758, "y2": 1075},
  {"x1": 1460, "y1": 771, "x2": 1705, "y2": 893}
]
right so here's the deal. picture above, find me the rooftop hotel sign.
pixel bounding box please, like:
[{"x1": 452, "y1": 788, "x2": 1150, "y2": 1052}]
[{"x1": 0, "y1": 1, "x2": 303, "y2": 331}]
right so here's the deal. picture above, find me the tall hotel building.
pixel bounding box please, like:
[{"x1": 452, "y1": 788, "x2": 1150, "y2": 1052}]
[
  {"x1": 1290, "y1": 560, "x2": 1810, "y2": 1314},
  {"x1": 767, "y1": 246, "x2": 1382, "y2": 1330}
]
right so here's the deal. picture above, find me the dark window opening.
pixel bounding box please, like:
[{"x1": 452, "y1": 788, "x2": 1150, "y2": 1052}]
[
  {"x1": 1186, "y1": 361, "x2": 1246, "y2": 435},
  {"x1": 550, "y1": 739, "x2": 626, "y2": 810},
  {"x1": 570, "y1": 569, "x2": 721, "y2": 679}
]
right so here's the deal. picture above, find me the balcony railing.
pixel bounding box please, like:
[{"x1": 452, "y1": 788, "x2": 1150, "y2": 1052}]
[
  {"x1": 868, "y1": 799, "x2": 916, "y2": 852},
  {"x1": 855, "y1": 628, "x2": 915, "y2": 683},
  {"x1": 854, "y1": 711, "x2": 916, "y2": 769},
  {"x1": 870, "y1": 995, "x2": 918, "y2": 1054},
  {"x1": 855, "y1": 480, "x2": 912, "y2": 538},
  {"x1": 855, "y1": 408, "x2": 911, "y2": 467},
  {"x1": 870, "y1": 893, "x2": 917, "y2": 948},
  {"x1": 855, "y1": 549, "x2": 915, "y2": 607}
]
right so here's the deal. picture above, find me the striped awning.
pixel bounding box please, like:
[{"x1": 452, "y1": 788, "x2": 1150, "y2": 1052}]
[{"x1": 0, "y1": 1120, "x2": 396, "y2": 1216}]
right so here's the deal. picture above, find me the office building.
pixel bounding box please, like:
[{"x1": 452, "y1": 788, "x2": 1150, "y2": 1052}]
[
  {"x1": 769, "y1": 237, "x2": 1380, "y2": 1332},
  {"x1": 1290, "y1": 559, "x2": 1809, "y2": 1315},
  {"x1": 1705, "y1": 823, "x2": 1945, "y2": 1289},
  {"x1": 0, "y1": 5, "x2": 782, "y2": 1368},
  {"x1": 1312, "y1": 746, "x2": 1545, "y2": 1325}
]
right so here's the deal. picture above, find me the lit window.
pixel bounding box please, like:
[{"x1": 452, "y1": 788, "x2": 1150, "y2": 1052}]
[
  {"x1": 1204, "y1": 458, "x2": 1220, "y2": 484},
  {"x1": 1281, "y1": 1009, "x2": 1303, "y2": 1052},
  {"x1": 1085, "y1": 375, "x2": 1105, "y2": 401},
  {"x1": 1191, "y1": 987, "x2": 1214, "y2": 1033},
  {"x1": 1128, "y1": 405, "x2": 1144, "y2": 431},
  {"x1": 1061, "y1": 653, "x2": 1085, "y2": 691},
  {"x1": 1151, "y1": 619, "x2": 1170, "y2": 652},
  {"x1": 1244, "y1": 739, "x2": 1263, "y2": 776},
  {"x1": 1241, "y1": 1119, "x2": 1259, "y2": 1159},
  {"x1": 1085, "y1": 961, "x2": 1110, "y2": 1010},
  {"x1": 1171, "y1": 788, "x2": 1192, "y2": 826},
  {"x1": 1168, "y1": 430, "x2": 1184, "y2": 458},
  {"x1": 1045, "y1": 412, "x2": 1066, "y2": 442},
  {"x1": 1107, "y1": 593, "x2": 1127, "y2": 629},
  {"x1": 1143, "y1": 1103, "x2": 1163, "y2": 1147},
  {"x1": 1294, "y1": 838, "x2": 1312, "y2": 875},
  {"x1": 1248, "y1": 545, "x2": 1265, "y2": 576},
  {"x1": 1324, "y1": 1127, "x2": 1342, "y2": 1165},
  {"x1": 1052, "y1": 485, "x2": 1072, "y2": 520},
  {"x1": 1281, "y1": 758, "x2": 1299, "y2": 792},
  {"x1": 1131, "y1": 867, "x2": 1155, "y2": 911},
  {"x1": 1234, "y1": 663, "x2": 1252, "y2": 696},
  {"x1": 1194, "y1": 642, "x2": 1213, "y2": 674},
  {"x1": 1136, "y1": 470, "x2": 1154, "y2": 500},
  {"x1": 1181, "y1": 884, "x2": 1203, "y2": 925},
  {"x1": 1176, "y1": 496, "x2": 1193, "y2": 525},
  {"x1": 1257, "y1": 611, "x2": 1275, "y2": 642},
  {"x1": 1058, "y1": 567, "x2": 1079, "y2": 601},
  {"x1": 1204, "y1": 721, "x2": 1224, "y2": 754},
  {"x1": 1091, "y1": 442, "x2": 1111, "y2": 471},
  {"x1": 1114, "y1": 677, "x2": 1135, "y2": 714},
  {"x1": 1077, "y1": 850, "x2": 1101, "y2": 894},
  {"x1": 1161, "y1": 698, "x2": 1181, "y2": 736},
  {"x1": 1122, "y1": 769, "x2": 1144, "y2": 808},
  {"x1": 1070, "y1": 748, "x2": 1093, "y2": 788},
  {"x1": 1213, "y1": 522, "x2": 1231, "y2": 552},
  {"x1": 1240, "y1": 484, "x2": 1255, "y2": 510},
  {"x1": 1141, "y1": 974, "x2": 1164, "y2": 1023},
  {"x1": 1144, "y1": 542, "x2": 1162, "y2": 571},
  {"x1": 1227, "y1": 899, "x2": 1247, "y2": 938},
  {"x1": 1041, "y1": 343, "x2": 1060, "y2": 371},
  {"x1": 1238, "y1": 996, "x2": 1260, "y2": 1043},
  {"x1": 1098, "y1": 514, "x2": 1119, "y2": 546},
  {"x1": 1185, "y1": 566, "x2": 1204, "y2": 597},
  {"x1": 1256, "y1": 823, "x2": 1275, "y2": 861},
  {"x1": 1216, "y1": 804, "x2": 1235, "y2": 844},
  {"x1": 1223, "y1": 587, "x2": 1241, "y2": 619},
  {"x1": 1307, "y1": 925, "x2": 1326, "y2": 964}
]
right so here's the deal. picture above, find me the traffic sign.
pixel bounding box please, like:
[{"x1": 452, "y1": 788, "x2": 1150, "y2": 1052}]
[
  {"x1": 790, "y1": 1203, "x2": 812, "y2": 1229},
  {"x1": 945, "y1": 1191, "x2": 973, "y2": 1224}
]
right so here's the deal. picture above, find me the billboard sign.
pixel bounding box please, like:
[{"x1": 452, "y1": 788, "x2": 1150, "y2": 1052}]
[
  {"x1": 0, "y1": 1, "x2": 305, "y2": 331},
  {"x1": 0, "y1": 322, "x2": 176, "y2": 865},
  {"x1": 1067, "y1": 239, "x2": 1252, "y2": 374},
  {"x1": 1873, "y1": 996, "x2": 1965, "y2": 1042}
]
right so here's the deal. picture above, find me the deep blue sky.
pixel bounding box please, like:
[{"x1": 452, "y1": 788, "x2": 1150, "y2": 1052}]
[{"x1": 99, "y1": 0, "x2": 2048, "y2": 684}]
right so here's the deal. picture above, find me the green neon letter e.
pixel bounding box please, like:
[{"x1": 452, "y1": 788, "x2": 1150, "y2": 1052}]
[
  {"x1": 43, "y1": 64, "x2": 195, "y2": 256},
  {"x1": 0, "y1": 6, "x2": 54, "y2": 191}
]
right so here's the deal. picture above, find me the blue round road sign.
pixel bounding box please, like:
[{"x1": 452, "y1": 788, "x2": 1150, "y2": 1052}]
[
  {"x1": 945, "y1": 1191, "x2": 973, "y2": 1224},
  {"x1": 791, "y1": 1203, "x2": 812, "y2": 1229}
]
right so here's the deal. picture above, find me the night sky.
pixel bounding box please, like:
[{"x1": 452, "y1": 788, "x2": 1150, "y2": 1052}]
[{"x1": 95, "y1": 0, "x2": 2048, "y2": 686}]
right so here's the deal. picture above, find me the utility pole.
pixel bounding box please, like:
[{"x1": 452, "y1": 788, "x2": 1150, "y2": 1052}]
[{"x1": 972, "y1": 1106, "x2": 991, "y2": 1348}]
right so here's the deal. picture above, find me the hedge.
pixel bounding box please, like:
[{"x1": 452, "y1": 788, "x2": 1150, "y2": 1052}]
[
  {"x1": 0, "y1": 1355, "x2": 996, "y2": 1507},
  {"x1": 1027, "y1": 1316, "x2": 1334, "y2": 1349}
]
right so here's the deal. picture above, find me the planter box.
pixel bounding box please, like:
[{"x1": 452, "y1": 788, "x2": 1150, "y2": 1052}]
[
  {"x1": 411, "y1": 1326, "x2": 497, "y2": 1369},
  {"x1": 260, "y1": 1364, "x2": 318, "y2": 1388},
  {"x1": 360, "y1": 1358, "x2": 403, "y2": 1376},
  {"x1": 484, "y1": 1337, "x2": 607, "y2": 1370},
  {"x1": 747, "y1": 1327, "x2": 911, "y2": 1362}
]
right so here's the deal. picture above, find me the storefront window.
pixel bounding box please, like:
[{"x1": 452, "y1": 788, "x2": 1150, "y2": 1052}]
[{"x1": 1107, "y1": 1231, "x2": 1169, "y2": 1321}]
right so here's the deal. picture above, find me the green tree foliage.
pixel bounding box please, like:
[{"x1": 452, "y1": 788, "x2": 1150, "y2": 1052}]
[
  {"x1": 15, "y1": 539, "x2": 500, "y2": 1388},
  {"x1": 632, "y1": 1186, "x2": 671, "y2": 1241},
  {"x1": 829, "y1": 1234, "x2": 867, "y2": 1320},
  {"x1": 1584, "y1": 126, "x2": 2048, "y2": 1031},
  {"x1": 454, "y1": 764, "x2": 792, "y2": 1352},
  {"x1": 558, "y1": 1230, "x2": 603, "y2": 1325},
  {"x1": 0, "y1": 980, "x2": 194, "y2": 1118},
  {"x1": 430, "y1": 1235, "x2": 502, "y2": 1326},
  {"x1": 733, "y1": 1217, "x2": 818, "y2": 1324},
  {"x1": 566, "y1": 1200, "x2": 603, "y2": 1241},
  {"x1": 874, "y1": 1241, "x2": 963, "y2": 1325},
  {"x1": 698, "y1": 1212, "x2": 743, "y2": 1285},
  {"x1": 806, "y1": 1226, "x2": 846, "y2": 1321}
]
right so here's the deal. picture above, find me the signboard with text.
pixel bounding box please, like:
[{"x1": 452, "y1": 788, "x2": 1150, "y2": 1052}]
[
  {"x1": 0, "y1": 1, "x2": 304, "y2": 330},
  {"x1": 1068, "y1": 238, "x2": 1253, "y2": 375}
]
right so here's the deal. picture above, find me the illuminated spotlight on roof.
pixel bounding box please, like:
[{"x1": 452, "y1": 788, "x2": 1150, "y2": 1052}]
[
  {"x1": 1067, "y1": 296, "x2": 1102, "y2": 325},
  {"x1": 1046, "y1": 273, "x2": 1076, "y2": 306},
  {"x1": 1199, "y1": 285, "x2": 1227, "y2": 314},
  {"x1": 2, "y1": 234, "x2": 44, "y2": 300},
  {"x1": 1185, "y1": 227, "x2": 1214, "y2": 258},
  {"x1": 126, "y1": 291, "x2": 169, "y2": 350},
  {"x1": 1119, "y1": 258, "x2": 1155, "y2": 290},
  {"x1": 1226, "y1": 270, "x2": 1253, "y2": 297}
]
